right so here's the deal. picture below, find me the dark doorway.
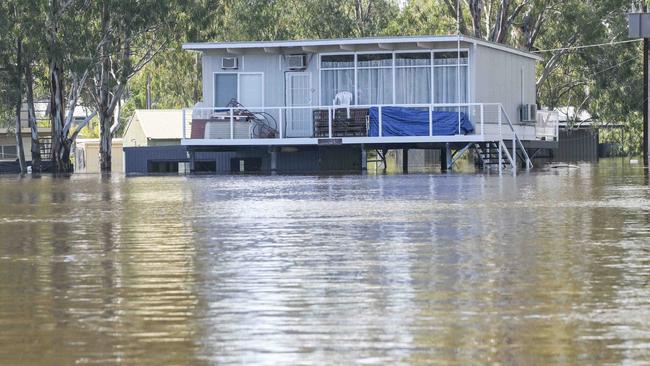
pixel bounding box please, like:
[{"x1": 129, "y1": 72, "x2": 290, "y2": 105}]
[{"x1": 147, "y1": 161, "x2": 179, "y2": 173}]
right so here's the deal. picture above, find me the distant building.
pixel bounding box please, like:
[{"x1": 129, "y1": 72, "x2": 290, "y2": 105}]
[
  {"x1": 1, "y1": 101, "x2": 92, "y2": 164},
  {"x1": 74, "y1": 139, "x2": 124, "y2": 173},
  {"x1": 122, "y1": 110, "x2": 184, "y2": 147},
  {"x1": 122, "y1": 110, "x2": 198, "y2": 174},
  {"x1": 0, "y1": 103, "x2": 52, "y2": 164}
]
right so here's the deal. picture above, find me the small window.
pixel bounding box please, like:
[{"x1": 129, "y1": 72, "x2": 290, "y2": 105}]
[
  {"x1": 321, "y1": 54, "x2": 354, "y2": 69},
  {"x1": 357, "y1": 54, "x2": 392, "y2": 67},
  {"x1": 434, "y1": 51, "x2": 469, "y2": 65},
  {"x1": 214, "y1": 73, "x2": 238, "y2": 107},
  {"x1": 395, "y1": 53, "x2": 431, "y2": 67},
  {"x1": 0, "y1": 145, "x2": 17, "y2": 159}
]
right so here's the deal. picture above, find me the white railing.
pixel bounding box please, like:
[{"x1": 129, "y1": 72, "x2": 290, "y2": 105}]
[
  {"x1": 536, "y1": 110, "x2": 560, "y2": 141},
  {"x1": 498, "y1": 104, "x2": 533, "y2": 171},
  {"x1": 182, "y1": 103, "x2": 511, "y2": 140}
]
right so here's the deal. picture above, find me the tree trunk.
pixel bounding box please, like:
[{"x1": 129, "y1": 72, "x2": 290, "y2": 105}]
[
  {"x1": 468, "y1": 0, "x2": 482, "y2": 38},
  {"x1": 14, "y1": 38, "x2": 27, "y2": 174},
  {"x1": 48, "y1": 0, "x2": 71, "y2": 174},
  {"x1": 25, "y1": 62, "x2": 41, "y2": 174},
  {"x1": 50, "y1": 61, "x2": 70, "y2": 173},
  {"x1": 99, "y1": 0, "x2": 112, "y2": 173},
  {"x1": 99, "y1": 112, "x2": 112, "y2": 172}
]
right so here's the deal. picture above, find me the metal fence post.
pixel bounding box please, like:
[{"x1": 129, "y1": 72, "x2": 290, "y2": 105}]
[
  {"x1": 328, "y1": 107, "x2": 332, "y2": 138},
  {"x1": 512, "y1": 137, "x2": 517, "y2": 175},
  {"x1": 230, "y1": 108, "x2": 234, "y2": 139},
  {"x1": 480, "y1": 103, "x2": 485, "y2": 136},
  {"x1": 278, "y1": 107, "x2": 283, "y2": 139},
  {"x1": 498, "y1": 141, "x2": 503, "y2": 174},
  {"x1": 379, "y1": 106, "x2": 383, "y2": 137},
  {"x1": 428, "y1": 105, "x2": 433, "y2": 136}
]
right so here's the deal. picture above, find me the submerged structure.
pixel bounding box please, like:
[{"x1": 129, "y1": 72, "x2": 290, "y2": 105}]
[{"x1": 125, "y1": 35, "x2": 558, "y2": 174}]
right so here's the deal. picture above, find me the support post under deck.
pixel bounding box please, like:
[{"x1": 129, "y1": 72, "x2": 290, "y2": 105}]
[
  {"x1": 270, "y1": 147, "x2": 278, "y2": 174},
  {"x1": 188, "y1": 148, "x2": 195, "y2": 174},
  {"x1": 361, "y1": 145, "x2": 367, "y2": 171},
  {"x1": 402, "y1": 149, "x2": 409, "y2": 173},
  {"x1": 440, "y1": 143, "x2": 452, "y2": 172}
]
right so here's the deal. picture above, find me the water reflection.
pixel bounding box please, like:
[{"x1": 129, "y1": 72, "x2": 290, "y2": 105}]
[{"x1": 0, "y1": 159, "x2": 649, "y2": 365}]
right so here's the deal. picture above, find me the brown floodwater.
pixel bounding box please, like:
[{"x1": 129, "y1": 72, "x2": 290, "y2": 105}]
[{"x1": 1, "y1": 158, "x2": 649, "y2": 365}]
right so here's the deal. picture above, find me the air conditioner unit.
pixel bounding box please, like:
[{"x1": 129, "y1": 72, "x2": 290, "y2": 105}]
[
  {"x1": 286, "y1": 54, "x2": 307, "y2": 70},
  {"x1": 519, "y1": 104, "x2": 537, "y2": 123},
  {"x1": 222, "y1": 57, "x2": 238, "y2": 69}
]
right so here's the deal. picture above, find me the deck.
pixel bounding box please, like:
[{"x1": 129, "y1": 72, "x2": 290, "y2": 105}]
[{"x1": 181, "y1": 103, "x2": 558, "y2": 172}]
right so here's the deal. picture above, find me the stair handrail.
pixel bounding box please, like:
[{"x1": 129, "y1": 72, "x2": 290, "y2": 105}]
[{"x1": 498, "y1": 104, "x2": 533, "y2": 169}]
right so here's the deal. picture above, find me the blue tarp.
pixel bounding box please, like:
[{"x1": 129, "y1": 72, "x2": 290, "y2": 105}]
[{"x1": 368, "y1": 107, "x2": 474, "y2": 137}]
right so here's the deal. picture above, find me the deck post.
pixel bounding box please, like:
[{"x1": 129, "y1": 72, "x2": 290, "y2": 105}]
[
  {"x1": 328, "y1": 107, "x2": 332, "y2": 138},
  {"x1": 512, "y1": 138, "x2": 517, "y2": 175},
  {"x1": 230, "y1": 108, "x2": 234, "y2": 139},
  {"x1": 188, "y1": 148, "x2": 195, "y2": 174},
  {"x1": 440, "y1": 143, "x2": 451, "y2": 172},
  {"x1": 428, "y1": 105, "x2": 433, "y2": 136},
  {"x1": 379, "y1": 106, "x2": 383, "y2": 137},
  {"x1": 402, "y1": 149, "x2": 409, "y2": 173},
  {"x1": 361, "y1": 144, "x2": 367, "y2": 171},
  {"x1": 270, "y1": 147, "x2": 278, "y2": 174},
  {"x1": 278, "y1": 107, "x2": 283, "y2": 138},
  {"x1": 481, "y1": 103, "x2": 485, "y2": 137},
  {"x1": 498, "y1": 141, "x2": 503, "y2": 174}
]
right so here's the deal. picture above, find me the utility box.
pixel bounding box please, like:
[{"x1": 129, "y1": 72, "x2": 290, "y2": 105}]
[{"x1": 628, "y1": 12, "x2": 650, "y2": 38}]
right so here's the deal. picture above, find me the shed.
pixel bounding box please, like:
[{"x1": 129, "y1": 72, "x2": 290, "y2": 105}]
[{"x1": 122, "y1": 109, "x2": 184, "y2": 147}]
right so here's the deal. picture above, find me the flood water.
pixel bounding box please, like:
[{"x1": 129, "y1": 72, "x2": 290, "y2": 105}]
[{"x1": 1, "y1": 159, "x2": 649, "y2": 365}]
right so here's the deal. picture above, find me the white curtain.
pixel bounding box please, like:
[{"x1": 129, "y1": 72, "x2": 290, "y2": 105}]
[
  {"x1": 434, "y1": 65, "x2": 468, "y2": 104},
  {"x1": 321, "y1": 69, "x2": 354, "y2": 105},
  {"x1": 395, "y1": 67, "x2": 431, "y2": 104},
  {"x1": 357, "y1": 68, "x2": 392, "y2": 105}
]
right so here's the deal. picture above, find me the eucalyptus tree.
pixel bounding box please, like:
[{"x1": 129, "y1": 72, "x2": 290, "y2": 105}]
[
  {"x1": 0, "y1": 1, "x2": 28, "y2": 173},
  {"x1": 80, "y1": 0, "x2": 192, "y2": 173},
  {"x1": 45, "y1": 0, "x2": 100, "y2": 173}
]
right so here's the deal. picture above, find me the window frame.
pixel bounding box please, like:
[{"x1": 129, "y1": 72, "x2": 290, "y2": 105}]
[
  {"x1": 213, "y1": 71, "x2": 265, "y2": 108},
  {"x1": 318, "y1": 48, "x2": 471, "y2": 107}
]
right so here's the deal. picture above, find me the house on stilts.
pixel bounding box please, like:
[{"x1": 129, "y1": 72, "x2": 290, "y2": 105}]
[{"x1": 124, "y1": 35, "x2": 558, "y2": 174}]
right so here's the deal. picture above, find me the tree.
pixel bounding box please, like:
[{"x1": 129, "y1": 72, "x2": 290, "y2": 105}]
[
  {"x1": 82, "y1": 0, "x2": 191, "y2": 173},
  {"x1": 46, "y1": 0, "x2": 97, "y2": 173}
]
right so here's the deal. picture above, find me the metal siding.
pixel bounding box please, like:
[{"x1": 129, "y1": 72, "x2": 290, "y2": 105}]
[
  {"x1": 318, "y1": 146, "x2": 362, "y2": 171},
  {"x1": 201, "y1": 52, "x2": 319, "y2": 110},
  {"x1": 124, "y1": 146, "x2": 236, "y2": 174},
  {"x1": 474, "y1": 44, "x2": 537, "y2": 126},
  {"x1": 195, "y1": 151, "x2": 237, "y2": 172},
  {"x1": 554, "y1": 128, "x2": 598, "y2": 162},
  {"x1": 278, "y1": 149, "x2": 320, "y2": 172}
]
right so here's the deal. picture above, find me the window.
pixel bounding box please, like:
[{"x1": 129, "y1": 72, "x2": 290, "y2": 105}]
[
  {"x1": 357, "y1": 54, "x2": 392, "y2": 105},
  {"x1": 395, "y1": 53, "x2": 431, "y2": 104},
  {"x1": 434, "y1": 51, "x2": 468, "y2": 104},
  {"x1": 0, "y1": 145, "x2": 17, "y2": 160},
  {"x1": 319, "y1": 49, "x2": 470, "y2": 107},
  {"x1": 214, "y1": 73, "x2": 263, "y2": 108},
  {"x1": 215, "y1": 74, "x2": 237, "y2": 107},
  {"x1": 320, "y1": 55, "x2": 355, "y2": 105}
]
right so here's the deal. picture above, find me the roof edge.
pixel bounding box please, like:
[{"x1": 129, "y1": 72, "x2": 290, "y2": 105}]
[{"x1": 182, "y1": 35, "x2": 543, "y2": 61}]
